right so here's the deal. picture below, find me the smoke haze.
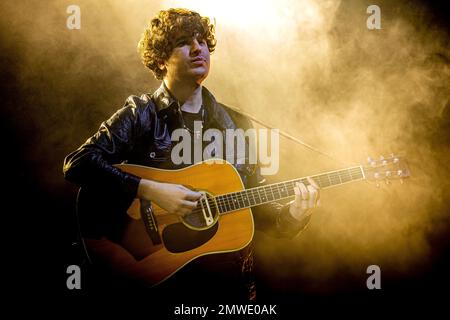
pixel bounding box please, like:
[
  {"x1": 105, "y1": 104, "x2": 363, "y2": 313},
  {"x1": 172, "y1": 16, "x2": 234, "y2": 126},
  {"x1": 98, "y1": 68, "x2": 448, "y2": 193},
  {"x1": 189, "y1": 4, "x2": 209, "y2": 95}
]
[{"x1": 2, "y1": 0, "x2": 448, "y2": 297}]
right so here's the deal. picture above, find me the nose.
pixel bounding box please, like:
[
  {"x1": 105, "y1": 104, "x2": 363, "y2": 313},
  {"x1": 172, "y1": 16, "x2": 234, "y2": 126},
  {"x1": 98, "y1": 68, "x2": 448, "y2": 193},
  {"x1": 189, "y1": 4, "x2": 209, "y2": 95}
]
[{"x1": 190, "y1": 39, "x2": 201, "y2": 54}]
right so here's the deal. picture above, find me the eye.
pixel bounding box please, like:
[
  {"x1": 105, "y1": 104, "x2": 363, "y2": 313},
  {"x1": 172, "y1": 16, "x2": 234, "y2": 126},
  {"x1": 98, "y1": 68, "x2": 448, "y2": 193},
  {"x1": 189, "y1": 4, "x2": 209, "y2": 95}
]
[{"x1": 176, "y1": 39, "x2": 189, "y2": 47}]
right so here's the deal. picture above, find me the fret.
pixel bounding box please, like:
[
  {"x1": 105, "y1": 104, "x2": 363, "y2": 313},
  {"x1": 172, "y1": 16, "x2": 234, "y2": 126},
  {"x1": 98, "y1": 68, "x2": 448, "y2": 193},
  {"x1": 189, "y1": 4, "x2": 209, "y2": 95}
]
[
  {"x1": 289, "y1": 181, "x2": 296, "y2": 195},
  {"x1": 269, "y1": 185, "x2": 275, "y2": 201},
  {"x1": 357, "y1": 168, "x2": 363, "y2": 179},
  {"x1": 223, "y1": 195, "x2": 231, "y2": 212},
  {"x1": 273, "y1": 183, "x2": 282, "y2": 200},
  {"x1": 258, "y1": 187, "x2": 267, "y2": 203},
  {"x1": 341, "y1": 169, "x2": 351, "y2": 183},
  {"x1": 237, "y1": 191, "x2": 247, "y2": 208},
  {"x1": 248, "y1": 189, "x2": 256, "y2": 206},
  {"x1": 237, "y1": 192, "x2": 244, "y2": 209},
  {"x1": 337, "y1": 172, "x2": 343, "y2": 184},
  {"x1": 317, "y1": 175, "x2": 328, "y2": 188},
  {"x1": 350, "y1": 167, "x2": 363, "y2": 180},
  {"x1": 255, "y1": 187, "x2": 262, "y2": 203},
  {"x1": 300, "y1": 177, "x2": 308, "y2": 186},
  {"x1": 263, "y1": 186, "x2": 271, "y2": 201},
  {"x1": 227, "y1": 194, "x2": 235, "y2": 210},
  {"x1": 287, "y1": 182, "x2": 293, "y2": 196},
  {"x1": 279, "y1": 182, "x2": 288, "y2": 197},
  {"x1": 266, "y1": 186, "x2": 274, "y2": 201},
  {"x1": 330, "y1": 173, "x2": 340, "y2": 186},
  {"x1": 348, "y1": 170, "x2": 353, "y2": 180},
  {"x1": 252, "y1": 189, "x2": 260, "y2": 205},
  {"x1": 328, "y1": 173, "x2": 335, "y2": 185},
  {"x1": 241, "y1": 191, "x2": 251, "y2": 207},
  {"x1": 221, "y1": 198, "x2": 227, "y2": 213},
  {"x1": 216, "y1": 196, "x2": 225, "y2": 213},
  {"x1": 258, "y1": 188, "x2": 264, "y2": 203},
  {"x1": 233, "y1": 192, "x2": 241, "y2": 209},
  {"x1": 326, "y1": 174, "x2": 332, "y2": 186},
  {"x1": 231, "y1": 193, "x2": 239, "y2": 209},
  {"x1": 236, "y1": 193, "x2": 243, "y2": 209},
  {"x1": 323, "y1": 174, "x2": 331, "y2": 187},
  {"x1": 231, "y1": 193, "x2": 239, "y2": 210},
  {"x1": 218, "y1": 196, "x2": 225, "y2": 212},
  {"x1": 290, "y1": 180, "x2": 296, "y2": 191}
]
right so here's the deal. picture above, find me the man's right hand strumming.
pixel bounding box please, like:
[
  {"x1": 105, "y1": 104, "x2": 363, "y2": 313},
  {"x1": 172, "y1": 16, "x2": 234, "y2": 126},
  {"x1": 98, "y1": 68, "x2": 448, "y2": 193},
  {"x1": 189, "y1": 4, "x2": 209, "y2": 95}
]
[{"x1": 137, "y1": 179, "x2": 202, "y2": 217}]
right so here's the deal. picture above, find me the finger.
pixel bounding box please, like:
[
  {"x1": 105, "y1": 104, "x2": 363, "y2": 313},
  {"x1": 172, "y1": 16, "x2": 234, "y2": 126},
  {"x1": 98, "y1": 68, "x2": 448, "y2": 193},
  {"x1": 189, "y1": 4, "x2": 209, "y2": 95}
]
[
  {"x1": 182, "y1": 200, "x2": 198, "y2": 210},
  {"x1": 301, "y1": 199, "x2": 309, "y2": 210},
  {"x1": 307, "y1": 176, "x2": 319, "y2": 189},
  {"x1": 294, "y1": 185, "x2": 301, "y2": 207},
  {"x1": 307, "y1": 185, "x2": 317, "y2": 208},
  {"x1": 297, "y1": 182, "x2": 309, "y2": 200},
  {"x1": 309, "y1": 195, "x2": 315, "y2": 209},
  {"x1": 306, "y1": 178, "x2": 320, "y2": 206},
  {"x1": 184, "y1": 189, "x2": 202, "y2": 200}
]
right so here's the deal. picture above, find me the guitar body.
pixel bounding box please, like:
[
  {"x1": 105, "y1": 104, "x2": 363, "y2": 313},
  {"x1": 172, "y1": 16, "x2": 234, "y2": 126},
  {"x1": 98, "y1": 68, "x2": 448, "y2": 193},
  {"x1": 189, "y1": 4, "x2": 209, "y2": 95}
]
[{"x1": 80, "y1": 161, "x2": 254, "y2": 287}]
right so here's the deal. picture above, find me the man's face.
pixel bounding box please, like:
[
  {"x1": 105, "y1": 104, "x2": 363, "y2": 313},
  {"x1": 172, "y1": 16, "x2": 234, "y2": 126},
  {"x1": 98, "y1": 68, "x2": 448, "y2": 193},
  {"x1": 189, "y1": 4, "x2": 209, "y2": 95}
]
[{"x1": 163, "y1": 33, "x2": 211, "y2": 85}]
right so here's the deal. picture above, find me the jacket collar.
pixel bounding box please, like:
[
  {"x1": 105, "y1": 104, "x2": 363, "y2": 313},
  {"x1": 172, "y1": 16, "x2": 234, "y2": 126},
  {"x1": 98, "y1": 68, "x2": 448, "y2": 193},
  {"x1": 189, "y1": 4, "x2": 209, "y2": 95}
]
[
  {"x1": 153, "y1": 81, "x2": 219, "y2": 110},
  {"x1": 152, "y1": 82, "x2": 179, "y2": 114},
  {"x1": 152, "y1": 82, "x2": 223, "y2": 128}
]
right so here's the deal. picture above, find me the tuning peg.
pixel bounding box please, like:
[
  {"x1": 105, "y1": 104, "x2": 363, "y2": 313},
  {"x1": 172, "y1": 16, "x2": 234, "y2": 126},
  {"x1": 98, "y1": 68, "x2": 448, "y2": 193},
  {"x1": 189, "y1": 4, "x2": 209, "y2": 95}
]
[
  {"x1": 374, "y1": 172, "x2": 380, "y2": 179},
  {"x1": 397, "y1": 170, "x2": 403, "y2": 176},
  {"x1": 368, "y1": 156, "x2": 376, "y2": 166},
  {"x1": 393, "y1": 157, "x2": 399, "y2": 164},
  {"x1": 385, "y1": 171, "x2": 392, "y2": 177}
]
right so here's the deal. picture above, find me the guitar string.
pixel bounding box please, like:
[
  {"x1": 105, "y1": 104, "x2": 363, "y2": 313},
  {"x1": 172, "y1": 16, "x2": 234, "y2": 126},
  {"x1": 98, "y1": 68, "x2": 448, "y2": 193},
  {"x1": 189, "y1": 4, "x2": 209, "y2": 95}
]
[
  {"x1": 218, "y1": 167, "x2": 363, "y2": 212},
  {"x1": 186, "y1": 167, "x2": 363, "y2": 217},
  {"x1": 209, "y1": 167, "x2": 363, "y2": 212},
  {"x1": 217, "y1": 167, "x2": 362, "y2": 209},
  {"x1": 215, "y1": 167, "x2": 363, "y2": 214},
  {"x1": 191, "y1": 167, "x2": 363, "y2": 215}
]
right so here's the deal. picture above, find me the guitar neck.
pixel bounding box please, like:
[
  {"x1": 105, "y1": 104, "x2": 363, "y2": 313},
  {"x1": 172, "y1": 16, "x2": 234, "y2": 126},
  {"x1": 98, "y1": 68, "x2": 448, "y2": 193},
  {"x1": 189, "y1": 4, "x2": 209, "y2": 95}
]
[{"x1": 215, "y1": 166, "x2": 365, "y2": 214}]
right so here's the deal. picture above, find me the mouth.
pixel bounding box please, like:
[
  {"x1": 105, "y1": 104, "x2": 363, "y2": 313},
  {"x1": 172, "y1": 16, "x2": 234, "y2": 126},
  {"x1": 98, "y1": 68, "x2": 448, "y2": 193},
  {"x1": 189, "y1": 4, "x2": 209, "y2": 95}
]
[{"x1": 191, "y1": 57, "x2": 206, "y2": 64}]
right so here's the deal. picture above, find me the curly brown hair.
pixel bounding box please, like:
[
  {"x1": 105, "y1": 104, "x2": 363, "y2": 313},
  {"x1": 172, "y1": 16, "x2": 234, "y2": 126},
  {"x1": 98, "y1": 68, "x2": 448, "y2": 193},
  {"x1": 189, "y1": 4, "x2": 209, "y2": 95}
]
[{"x1": 138, "y1": 8, "x2": 216, "y2": 80}]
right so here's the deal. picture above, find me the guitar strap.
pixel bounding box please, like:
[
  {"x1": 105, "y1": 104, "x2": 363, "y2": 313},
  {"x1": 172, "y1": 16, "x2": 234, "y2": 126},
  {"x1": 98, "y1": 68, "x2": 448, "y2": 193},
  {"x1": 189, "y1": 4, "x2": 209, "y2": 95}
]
[{"x1": 223, "y1": 105, "x2": 346, "y2": 165}]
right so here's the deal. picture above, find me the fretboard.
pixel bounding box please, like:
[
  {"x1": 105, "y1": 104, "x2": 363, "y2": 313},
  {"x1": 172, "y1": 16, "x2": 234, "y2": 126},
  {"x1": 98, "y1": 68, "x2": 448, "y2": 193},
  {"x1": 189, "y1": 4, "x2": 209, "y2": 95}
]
[{"x1": 215, "y1": 166, "x2": 364, "y2": 214}]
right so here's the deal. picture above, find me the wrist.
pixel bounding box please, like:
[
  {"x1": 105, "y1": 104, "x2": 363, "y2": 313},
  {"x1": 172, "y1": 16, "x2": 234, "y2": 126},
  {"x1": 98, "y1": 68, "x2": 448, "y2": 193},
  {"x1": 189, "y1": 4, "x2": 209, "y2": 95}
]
[
  {"x1": 288, "y1": 201, "x2": 312, "y2": 221},
  {"x1": 137, "y1": 179, "x2": 157, "y2": 200}
]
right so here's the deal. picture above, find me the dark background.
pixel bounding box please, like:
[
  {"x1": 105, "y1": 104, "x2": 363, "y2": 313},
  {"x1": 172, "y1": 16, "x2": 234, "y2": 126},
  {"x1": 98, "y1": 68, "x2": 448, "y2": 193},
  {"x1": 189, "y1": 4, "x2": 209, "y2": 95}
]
[{"x1": 1, "y1": 0, "x2": 449, "y2": 315}]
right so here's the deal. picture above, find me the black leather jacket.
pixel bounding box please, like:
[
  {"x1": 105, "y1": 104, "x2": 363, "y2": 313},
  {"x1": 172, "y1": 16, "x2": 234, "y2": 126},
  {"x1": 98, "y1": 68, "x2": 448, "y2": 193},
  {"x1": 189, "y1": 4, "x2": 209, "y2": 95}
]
[{"x1": 63, "y1": 84, "x2": 309, "y2": 298}]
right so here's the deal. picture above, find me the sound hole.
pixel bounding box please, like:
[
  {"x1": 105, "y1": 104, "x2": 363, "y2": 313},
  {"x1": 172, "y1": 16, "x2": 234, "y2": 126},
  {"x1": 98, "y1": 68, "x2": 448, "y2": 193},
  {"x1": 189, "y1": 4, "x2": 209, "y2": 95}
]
[
  {"x1": 181, "y1": 192, "x2": 219, "y2": 229},
  {"x1": 162, "y1": 222, "x2": 219, "y2": 253}
]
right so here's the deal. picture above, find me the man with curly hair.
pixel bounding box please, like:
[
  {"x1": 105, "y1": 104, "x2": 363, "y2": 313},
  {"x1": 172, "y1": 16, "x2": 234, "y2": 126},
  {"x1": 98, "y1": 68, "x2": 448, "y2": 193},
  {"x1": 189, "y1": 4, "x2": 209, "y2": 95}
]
[{"x1": 63, "y1": 8, "x2": 319, "y2": 301}]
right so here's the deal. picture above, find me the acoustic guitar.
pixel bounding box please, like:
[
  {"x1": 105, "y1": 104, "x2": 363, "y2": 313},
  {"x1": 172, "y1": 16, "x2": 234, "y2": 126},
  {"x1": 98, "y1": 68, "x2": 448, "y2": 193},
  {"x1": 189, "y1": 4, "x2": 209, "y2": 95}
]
[{"x1": 77, "y1": 155, "x2": 409, "y2": 287}]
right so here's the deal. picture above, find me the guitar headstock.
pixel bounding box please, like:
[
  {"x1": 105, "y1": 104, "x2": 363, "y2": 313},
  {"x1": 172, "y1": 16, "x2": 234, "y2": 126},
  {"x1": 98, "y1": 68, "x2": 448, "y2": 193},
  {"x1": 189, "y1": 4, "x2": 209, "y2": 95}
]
[{"x1": 362, "y1": 154, "x2": 410, "y2": 185}]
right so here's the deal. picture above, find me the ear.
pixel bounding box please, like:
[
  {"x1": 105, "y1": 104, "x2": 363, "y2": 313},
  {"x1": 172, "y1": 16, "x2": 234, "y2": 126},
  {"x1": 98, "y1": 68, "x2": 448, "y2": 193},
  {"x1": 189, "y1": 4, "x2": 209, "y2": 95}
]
[{"x1": 158, "y1": 61, "x2": 165, "y2": 71}]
